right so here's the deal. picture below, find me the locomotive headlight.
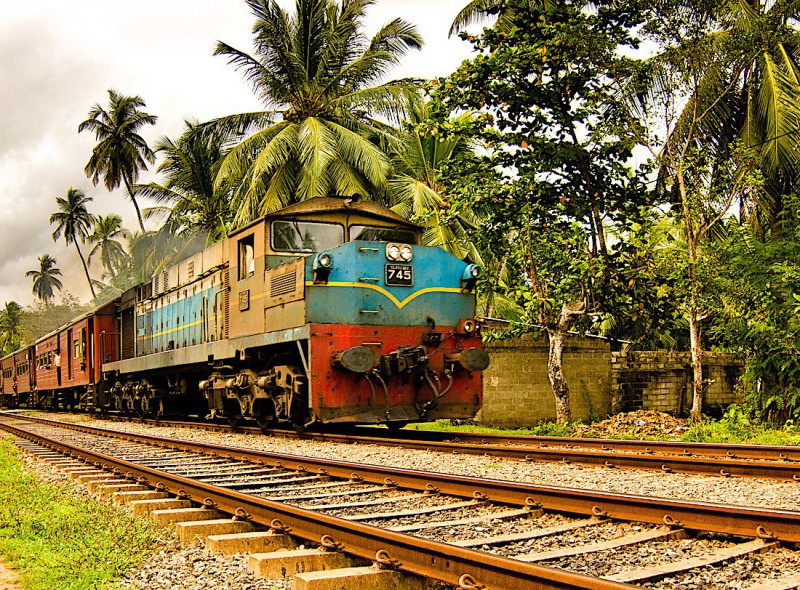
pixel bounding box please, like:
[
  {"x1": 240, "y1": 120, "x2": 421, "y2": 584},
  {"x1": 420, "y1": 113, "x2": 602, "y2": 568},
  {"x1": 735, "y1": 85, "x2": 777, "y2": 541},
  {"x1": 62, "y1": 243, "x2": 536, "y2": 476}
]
[
  {"x1": 312, "y1": 252, "x2": 334, "y2": 284},
  {"x1": 386, "y1": 243, "x2": 401, "y2": 261},
  {"x1": 317, "y1": 253, "x2": 333, "y2": 268},
  {"x1": 399, "y1": 245, "x2": 413, "y2": 262},
  {"x1": 461, "y1": 264, "x2": 482, "y2": 290}
]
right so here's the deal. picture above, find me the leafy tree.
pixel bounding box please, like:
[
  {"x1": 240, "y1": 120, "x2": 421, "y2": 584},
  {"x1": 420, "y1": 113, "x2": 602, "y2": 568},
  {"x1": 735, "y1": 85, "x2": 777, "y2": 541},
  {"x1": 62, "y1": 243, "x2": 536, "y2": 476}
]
[
  {"x1": 136, "y1": 121, "x2": 233, "y2": 244},
  {"x1": 623, "y1": 3, "x2": 764, "y2": 420},
  {"x1": 212, "y1": 0, "x2": 422, "y2": 224},
  {"x1": 79, "y1": 89, "x2": 158, "y2": 233},
  {"x1": 88, "y1": 215, "x2": 130, "y2": 277},
  {"x1": 25, "y1": 254, "x2": 63, "y2": 304},
  {"x1": 50, "y1": 188, "x2": 97, "y2": 300},
  {"x1": 431, "y1": 0, "x2": 649, "y2": 422},
  {"x1": 0, "y1": 302, "x2": 24, "y2": 356}
]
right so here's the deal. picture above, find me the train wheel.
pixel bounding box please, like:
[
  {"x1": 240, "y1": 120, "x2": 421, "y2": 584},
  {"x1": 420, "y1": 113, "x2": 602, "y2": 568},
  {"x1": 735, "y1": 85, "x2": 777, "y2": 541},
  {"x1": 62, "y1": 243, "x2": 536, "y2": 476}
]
[
  {"x1": 256, "y1": 415, "x2": 277, "y2": 430},
  {"x1": 227, "y1": 415, "x2": 242, "y2": 428},
  {"x1": 153, "y1": 399, "x2": 165, "y2": 421},
  {"x1": 387, "y1": 421, "x2": 408, "y2": 432}
]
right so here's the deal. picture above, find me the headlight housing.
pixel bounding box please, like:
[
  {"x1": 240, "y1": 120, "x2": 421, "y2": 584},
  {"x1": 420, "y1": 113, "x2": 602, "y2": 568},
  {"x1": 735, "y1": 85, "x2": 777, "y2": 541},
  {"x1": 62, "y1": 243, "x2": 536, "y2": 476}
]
[
  {"x1": 312, "y1": 252, "x2": 334, "y2": 284},
  {"x1": 386, "y1": 242, "x2": 412, "y2": 262},
  {"x1": 461, "y1": 264, "x2": 482, "y2": 290}
]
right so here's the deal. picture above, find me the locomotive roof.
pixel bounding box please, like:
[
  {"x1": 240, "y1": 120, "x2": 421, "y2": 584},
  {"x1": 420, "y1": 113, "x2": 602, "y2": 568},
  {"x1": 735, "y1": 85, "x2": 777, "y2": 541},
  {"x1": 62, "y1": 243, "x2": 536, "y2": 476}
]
[{"x1": 228, "y1": 196, "x2": 418, "y2": 237}]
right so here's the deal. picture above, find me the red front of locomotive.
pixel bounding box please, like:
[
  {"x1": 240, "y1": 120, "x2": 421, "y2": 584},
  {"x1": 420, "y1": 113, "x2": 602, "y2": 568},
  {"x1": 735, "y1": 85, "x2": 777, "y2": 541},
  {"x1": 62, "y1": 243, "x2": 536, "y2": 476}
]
[{"x1": 309, "y1": 324, "x2": 484, "y2": 424}]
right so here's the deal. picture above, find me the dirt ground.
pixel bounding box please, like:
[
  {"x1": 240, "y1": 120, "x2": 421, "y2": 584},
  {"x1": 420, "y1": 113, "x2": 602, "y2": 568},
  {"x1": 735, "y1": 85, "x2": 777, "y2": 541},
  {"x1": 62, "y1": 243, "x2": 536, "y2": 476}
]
[{"x1": 0, "y1": 558, "x2": 20, "y2": 590}]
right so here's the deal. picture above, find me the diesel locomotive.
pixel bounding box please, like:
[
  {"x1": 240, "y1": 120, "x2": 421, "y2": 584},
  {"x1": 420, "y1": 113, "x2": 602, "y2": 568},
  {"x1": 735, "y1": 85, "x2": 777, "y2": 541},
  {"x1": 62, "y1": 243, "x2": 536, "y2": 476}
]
[{"x1": 0, "y1": 197, "x2": 488, "y2": 430}]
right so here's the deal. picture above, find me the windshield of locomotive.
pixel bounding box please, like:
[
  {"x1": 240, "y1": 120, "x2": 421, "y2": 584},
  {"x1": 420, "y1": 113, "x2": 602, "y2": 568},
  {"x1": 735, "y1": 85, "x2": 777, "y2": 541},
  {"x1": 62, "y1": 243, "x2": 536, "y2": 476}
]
[
  {"x1": 350, "y1": 225, "x2": 418, "y2": 244},
  {"x1": 271, "y1": 220, "x2": 345, "y2": 253}
]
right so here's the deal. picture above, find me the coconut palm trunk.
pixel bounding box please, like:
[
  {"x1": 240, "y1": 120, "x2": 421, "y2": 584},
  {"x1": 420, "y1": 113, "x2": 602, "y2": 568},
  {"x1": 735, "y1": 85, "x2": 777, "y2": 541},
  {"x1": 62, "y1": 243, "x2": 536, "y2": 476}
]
[{"x1": 74, "y1": 240, "x2": 96, "y2": 299}]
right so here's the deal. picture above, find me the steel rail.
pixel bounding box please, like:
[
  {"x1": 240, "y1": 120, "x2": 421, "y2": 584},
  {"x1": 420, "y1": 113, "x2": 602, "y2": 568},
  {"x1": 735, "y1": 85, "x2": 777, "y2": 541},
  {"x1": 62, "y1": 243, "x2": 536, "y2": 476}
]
[
  {"x1": 6, "y1": 413, "x2": 800, "y2": 544},
  {"x1": 0, "y1": 417, "x2": 638, "y2": 590},
  {"x1": 98, "y1": 413, "x2": 800, "y2": 481}
]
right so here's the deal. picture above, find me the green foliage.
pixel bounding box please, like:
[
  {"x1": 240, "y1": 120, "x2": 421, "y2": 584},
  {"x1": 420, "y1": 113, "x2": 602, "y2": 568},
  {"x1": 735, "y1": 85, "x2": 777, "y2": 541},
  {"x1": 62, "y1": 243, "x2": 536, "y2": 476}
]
[
  {"x1": 410, "y1": 419, "x2": 577, "y2": 437},
  {"x1": 680, "y1": 405, "x2": 800, "y2": 445},
  {"x1": 0, "y1": 438, "x2": 165, "y2": 589},
  {"x1": 88, "y1": 215, "x2": 130, "y2": 277},
  {"x1": 707, "y1": 213, "x2": 800, "y2": 422},
  {"x1": 0, "y1": 303, "x2": 24, "y2": 356},
  {"x1": 21, "y1": 295, "x2": 87, "y2": 343}
]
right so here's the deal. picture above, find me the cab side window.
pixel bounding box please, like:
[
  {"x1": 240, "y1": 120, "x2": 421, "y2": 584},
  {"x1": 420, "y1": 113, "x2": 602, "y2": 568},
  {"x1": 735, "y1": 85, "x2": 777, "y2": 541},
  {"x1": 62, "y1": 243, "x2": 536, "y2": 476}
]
[{"x1": 239, "y1": 235, "x2": 255, "y2": 280}]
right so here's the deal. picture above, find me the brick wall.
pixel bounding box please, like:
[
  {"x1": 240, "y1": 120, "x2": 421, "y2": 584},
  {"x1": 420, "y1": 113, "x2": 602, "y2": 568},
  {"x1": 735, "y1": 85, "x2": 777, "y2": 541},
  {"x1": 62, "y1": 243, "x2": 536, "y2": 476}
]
[
  {"x1": 481, "y1": 335, "x2": 611, "y2": 428},
  {"x1": 610, "y1": 351, "x2": 743, "y2": 415},
  {"x1": 479, "y1": 336, "x2": 743, "y2": 427}
]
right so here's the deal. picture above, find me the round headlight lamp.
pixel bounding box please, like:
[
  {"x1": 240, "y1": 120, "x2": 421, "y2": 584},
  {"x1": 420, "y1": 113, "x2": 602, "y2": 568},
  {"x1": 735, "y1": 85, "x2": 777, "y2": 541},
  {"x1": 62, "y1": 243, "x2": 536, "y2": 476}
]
[
  {"x1": 400, "y1": 245, "x2": 413, "y2": 261},
  {"x1": 318, "y1": 253, "x2": 333, "y2": 268},
  {"x1": 387, "y1": 244, "x2": 401, "y2": 261}
]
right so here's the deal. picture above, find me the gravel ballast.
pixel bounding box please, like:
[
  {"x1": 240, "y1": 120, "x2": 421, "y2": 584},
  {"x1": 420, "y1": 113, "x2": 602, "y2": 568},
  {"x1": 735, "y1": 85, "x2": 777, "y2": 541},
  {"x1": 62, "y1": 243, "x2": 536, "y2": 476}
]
[{"x1": 53, "y1": 415, "x2": 800, "y2": 512}]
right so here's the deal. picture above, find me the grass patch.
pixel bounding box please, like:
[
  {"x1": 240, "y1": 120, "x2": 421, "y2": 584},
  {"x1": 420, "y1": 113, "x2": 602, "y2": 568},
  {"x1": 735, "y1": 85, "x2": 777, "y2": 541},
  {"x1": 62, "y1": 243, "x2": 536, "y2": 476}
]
[
  {"x1": 679, "y1": 408, "x2": 800, "y2": 446},
  {"x1": 409, "y1": 420, "x2": 577, "y2": 437},
  {"x1": 0, "y1": 437, "x2": 167, "y2": 590}
]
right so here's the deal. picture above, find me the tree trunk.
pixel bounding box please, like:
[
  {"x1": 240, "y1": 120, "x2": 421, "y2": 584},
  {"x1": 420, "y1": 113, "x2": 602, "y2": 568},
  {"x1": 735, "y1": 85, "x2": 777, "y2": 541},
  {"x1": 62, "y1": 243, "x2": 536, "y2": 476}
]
[
  {"x1": 688, "y1": 308, "x2": 704, "y2": 421},
  {"x1": 679, "y1": 170, "x2": 703, "y2": 422},
  {"x1": 74, "y1": 241, "x2": 96, "y2": 300},
  {"x1": 123, "y1": 177, "x2": 146, "y2": 233},
  {"x1": 546, "y1": 324, "x2": 571, "y2": 424}
]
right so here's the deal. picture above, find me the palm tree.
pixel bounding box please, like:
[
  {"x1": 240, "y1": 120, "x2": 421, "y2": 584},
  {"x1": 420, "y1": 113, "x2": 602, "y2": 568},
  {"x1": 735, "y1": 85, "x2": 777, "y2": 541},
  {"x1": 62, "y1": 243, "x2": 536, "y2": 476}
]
[
  {"x1": 212, "y1": 0, "x2": 423, "y2": 225},
  {"x1": 387, "y1": 99, "x2": 483, "y2": 261},
  {"x1": 88, "y1": 215, "x2": 130, "y2": 277},
  {"x1": 78, "y1": 89, "x2": 158, "y2": 232},
  {"x1": 645, "y1": 0, "x2": 800, "y2": 232},
  {"x1": 0, "y1": 301, "x2": 24, "y2": 355},
  {"x1": 50, "y1": 188, "x2": 97, "y2": 299},
  {"x1": 449, "y1": 0, "x2": 553, "y2": 36},
  {"x1": 25, "y1": 255, "x2": 63, "y2": 303},
  {"x1": 136, "y1": 121, "x2": 233, "y2": 244}
]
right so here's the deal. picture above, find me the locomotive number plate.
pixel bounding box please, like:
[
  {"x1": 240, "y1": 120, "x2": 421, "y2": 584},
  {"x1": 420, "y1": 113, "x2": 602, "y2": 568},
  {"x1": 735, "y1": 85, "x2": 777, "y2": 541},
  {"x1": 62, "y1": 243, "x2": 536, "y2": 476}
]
[{"x1": 385, "y1": 264, "x2": 413, "y2": 286}]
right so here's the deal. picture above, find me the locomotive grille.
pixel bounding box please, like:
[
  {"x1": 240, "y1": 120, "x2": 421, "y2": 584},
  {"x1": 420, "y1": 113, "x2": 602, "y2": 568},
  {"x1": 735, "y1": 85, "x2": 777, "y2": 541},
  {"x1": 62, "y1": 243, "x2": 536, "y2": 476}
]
[
  {"x1": 222, "y1": 270, "x2": 230, "y2": 340},
  {"x1": 270, "y1": 271, "x2": 296, "y2": 297},
  {"x1": 121, "y1": 308, "x2": 135, "y2": 360}
]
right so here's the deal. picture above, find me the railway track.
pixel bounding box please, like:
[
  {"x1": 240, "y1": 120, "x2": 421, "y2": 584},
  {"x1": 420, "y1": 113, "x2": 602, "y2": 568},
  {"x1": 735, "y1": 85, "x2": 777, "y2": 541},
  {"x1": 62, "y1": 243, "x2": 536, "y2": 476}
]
[
  {"x1": 85, "y1": 412, "x2": 800, "y2": 481},
  {"x1": 2, "y1": 412, "x2": 800, "y2": 589}
]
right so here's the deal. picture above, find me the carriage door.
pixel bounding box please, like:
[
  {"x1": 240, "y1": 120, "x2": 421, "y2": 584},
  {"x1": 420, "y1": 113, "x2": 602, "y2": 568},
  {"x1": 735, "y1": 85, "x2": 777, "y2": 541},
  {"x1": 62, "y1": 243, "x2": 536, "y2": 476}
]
[{"x1": 67, "y1": 329, "x2": 73, "y2": 381}]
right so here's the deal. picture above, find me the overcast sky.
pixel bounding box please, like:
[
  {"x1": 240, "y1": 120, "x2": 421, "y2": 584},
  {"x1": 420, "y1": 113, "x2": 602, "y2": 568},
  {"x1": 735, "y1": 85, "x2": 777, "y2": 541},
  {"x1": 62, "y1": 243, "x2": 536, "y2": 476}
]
[{"x1": 0, "y1": 0, "x2": 474, "y2": 307}]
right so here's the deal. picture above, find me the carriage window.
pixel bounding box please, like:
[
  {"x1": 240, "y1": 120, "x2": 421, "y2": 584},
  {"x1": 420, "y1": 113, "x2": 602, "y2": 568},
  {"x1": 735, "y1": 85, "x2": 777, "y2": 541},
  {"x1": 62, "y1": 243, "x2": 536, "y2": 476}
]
[
  {"x1": 271, "y1": 221, "x2": 344, "y2": 253},
  {"x1": 349, "y1": 225, "x2": 418, "y2": 244},
  {"x1": 238, "y1": 235, "x2": 255, "y2": 280}
]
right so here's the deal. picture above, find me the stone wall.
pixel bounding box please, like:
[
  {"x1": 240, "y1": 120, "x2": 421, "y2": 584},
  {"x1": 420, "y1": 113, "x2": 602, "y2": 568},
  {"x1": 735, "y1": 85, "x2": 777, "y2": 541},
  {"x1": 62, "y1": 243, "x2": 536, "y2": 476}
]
[
  {"x1": 481, "y1": 335, "x2": 611, "y2": 428},
  {"x1": 610, "y1": 351, "x2": 743, "y2": 415},
  {"x1": 479, "y1": 336, "x2": 744, "y2": 427}
]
